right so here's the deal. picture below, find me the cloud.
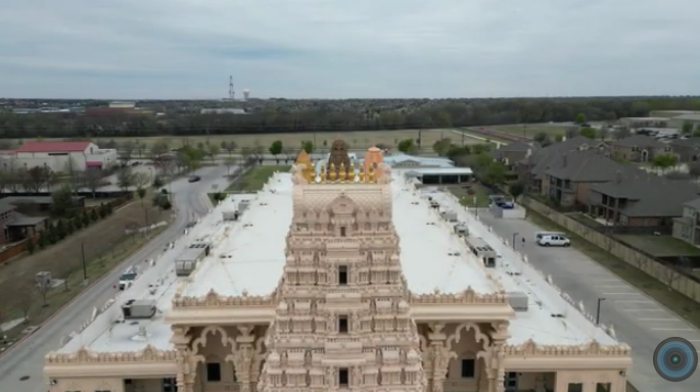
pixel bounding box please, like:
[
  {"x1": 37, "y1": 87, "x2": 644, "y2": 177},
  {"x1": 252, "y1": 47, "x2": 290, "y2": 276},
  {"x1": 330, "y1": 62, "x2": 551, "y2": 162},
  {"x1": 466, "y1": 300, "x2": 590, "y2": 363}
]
[{"x1": 0, "y1": 0, "x2": 698, "y2": 99}]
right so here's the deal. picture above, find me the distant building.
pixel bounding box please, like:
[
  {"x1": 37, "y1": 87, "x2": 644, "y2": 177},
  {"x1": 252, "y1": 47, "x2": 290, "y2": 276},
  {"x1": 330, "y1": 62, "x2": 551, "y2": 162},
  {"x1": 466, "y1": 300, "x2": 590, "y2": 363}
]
[
  {"x1": 108, "y1": 101, "x2": 136, "y2": 109},
  {"x1": 200, "y1": 108, "x2": 246, "y2": 115},
  {"x1": 243, "y1": 89, "x2": 251, "y2": 100},
  {"x1": 0, "y1": 140, "x2": 118, "y2": 172}
]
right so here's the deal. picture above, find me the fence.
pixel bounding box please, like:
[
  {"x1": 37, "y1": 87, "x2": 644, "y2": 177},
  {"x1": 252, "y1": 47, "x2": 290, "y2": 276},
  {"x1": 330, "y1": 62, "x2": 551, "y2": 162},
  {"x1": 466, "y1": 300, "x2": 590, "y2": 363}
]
[
  {"x1": 0, "y1": 239, "x2": 30, "y2": 264},
  {"x1": 463, "y1": 127, "x2": 533, "y2": 142},
  {"x1": 521, "y1": 196, "x2": 700, "y2": 302}
]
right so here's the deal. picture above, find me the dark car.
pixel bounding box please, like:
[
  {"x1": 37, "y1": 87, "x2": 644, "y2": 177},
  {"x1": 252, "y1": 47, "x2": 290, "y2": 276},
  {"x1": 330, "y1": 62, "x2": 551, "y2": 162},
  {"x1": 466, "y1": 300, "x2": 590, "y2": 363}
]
[{"x1": 188, "y1": 175, "x2": 201, "y2": 183}]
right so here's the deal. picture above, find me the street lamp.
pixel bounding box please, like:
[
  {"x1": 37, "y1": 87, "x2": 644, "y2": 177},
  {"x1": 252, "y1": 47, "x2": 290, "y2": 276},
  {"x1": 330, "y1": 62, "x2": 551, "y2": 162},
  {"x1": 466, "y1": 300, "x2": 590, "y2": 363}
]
[
  {"x1": 512, "y1": 233, "x2": 519, "y2": 249},
  {"x1": 596, "y1": 298, "x2": 606, "y2": 325}
]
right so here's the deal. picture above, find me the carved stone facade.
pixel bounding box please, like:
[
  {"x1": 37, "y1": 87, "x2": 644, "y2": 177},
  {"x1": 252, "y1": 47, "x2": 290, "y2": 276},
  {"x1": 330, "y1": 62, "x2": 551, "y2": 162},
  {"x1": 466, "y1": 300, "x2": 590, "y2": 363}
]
[
  {"x1": 44, "y1": 146, "x2": 633, "y2": 392},
  {"x1": 257, "y1": 177, "x2": 425, "y2": 392}
]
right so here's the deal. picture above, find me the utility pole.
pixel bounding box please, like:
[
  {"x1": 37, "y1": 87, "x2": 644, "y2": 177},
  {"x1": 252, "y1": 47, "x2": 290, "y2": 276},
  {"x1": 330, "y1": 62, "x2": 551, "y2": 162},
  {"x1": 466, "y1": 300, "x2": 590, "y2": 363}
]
[
  {"x1": 81, "y1": 242, "x2": 88, "y2": 283},
  {"x1": 596, "y1": 298, "x2": 606, "y2": 324}
]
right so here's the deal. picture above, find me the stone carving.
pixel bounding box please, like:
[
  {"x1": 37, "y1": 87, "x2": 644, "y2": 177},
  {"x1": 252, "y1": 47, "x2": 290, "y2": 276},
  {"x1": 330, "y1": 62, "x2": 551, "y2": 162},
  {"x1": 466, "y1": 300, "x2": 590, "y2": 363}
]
[
  {"x1": 173, "y1": 288, "x2": 275, "y2": 307},
  {"x1": 327, "y1": 140, "x2": 351, "y2": 174},
  {"x1": 408, "y1": 288, "x2": 508, "y2": 304},
  {"x1": 45, "y1": 345, "x2": 179, "y2": 364},
  {"x1": 503, "y1": 339, "x2": 631, "y2": 356}
]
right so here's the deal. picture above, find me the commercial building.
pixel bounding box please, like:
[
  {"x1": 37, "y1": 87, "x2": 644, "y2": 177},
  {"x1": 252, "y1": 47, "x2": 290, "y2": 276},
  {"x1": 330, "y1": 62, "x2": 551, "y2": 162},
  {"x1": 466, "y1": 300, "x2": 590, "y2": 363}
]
[
  {"x1": 0, "y1": 140, "x2": 118, "y2": 172},
  {"x1": 43, "y1": 144, "x2": 631, "y2": 392}
]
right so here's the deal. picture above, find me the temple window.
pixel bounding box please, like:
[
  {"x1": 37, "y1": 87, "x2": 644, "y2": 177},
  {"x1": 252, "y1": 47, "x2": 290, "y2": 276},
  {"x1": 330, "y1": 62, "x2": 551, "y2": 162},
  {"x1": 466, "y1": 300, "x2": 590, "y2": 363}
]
[
  {"x1": 339, "y1": 265, "x2": 348, "y2": 285},
  {"x1": 461, "y1": 359, "x2": 475, "y2": 378},
  {"x1": 596, "y1": 383, "x2": 611, "y2": 392},
  {"x1": 568, "y1": 383, "x2": 583, "y2": 392},
  {"x1": 339, "y1": 368, "x2": 349, "y2": 386},
  {"x1": 162, "y1": 378, "x2": 176, "y2": 392},
  {"x1": 206, "y1": 363, "x2": 222, "y2": 382},
  {"x1": 340, "y1": 226, "x2": 347, "y2": 237},
  {"x1": 339, "y1": 315, "x2": 349, "y2": 333}
]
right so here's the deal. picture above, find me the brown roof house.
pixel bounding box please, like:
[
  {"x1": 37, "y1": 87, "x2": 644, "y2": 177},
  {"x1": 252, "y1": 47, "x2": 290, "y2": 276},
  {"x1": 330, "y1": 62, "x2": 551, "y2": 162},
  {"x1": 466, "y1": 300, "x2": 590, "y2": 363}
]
[
  {"x1": 590, "y1": 171, "x2": 700, "y2": 231},
  {"x1": 539, "y1": 149, "x2": 627, "y2": 207},
  {"x1": 670, "y1": 137, "x2": 700, "y2": 163},
  {"x1": 673, "y1": 198, "x2": 700, "y2": 246},
  {"x1": 490, "y1": 141, "x2": 538, "y2": 168},
  {"x1": 517, "y1": 136, "x2": 609, "y2": 192},
  {"x1": 611, "y1": 135, "x2": 671, "y2": 163}
]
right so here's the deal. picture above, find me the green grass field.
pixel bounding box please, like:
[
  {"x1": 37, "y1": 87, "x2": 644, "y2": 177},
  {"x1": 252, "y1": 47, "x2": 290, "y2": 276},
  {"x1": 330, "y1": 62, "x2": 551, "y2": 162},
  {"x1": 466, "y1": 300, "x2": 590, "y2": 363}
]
[
  {"x1": 490, "y1": 123, "x2": 573, "y2": 138},
  {"x1": 226, "y1": 165, "x2": 291, "y2": 192}
]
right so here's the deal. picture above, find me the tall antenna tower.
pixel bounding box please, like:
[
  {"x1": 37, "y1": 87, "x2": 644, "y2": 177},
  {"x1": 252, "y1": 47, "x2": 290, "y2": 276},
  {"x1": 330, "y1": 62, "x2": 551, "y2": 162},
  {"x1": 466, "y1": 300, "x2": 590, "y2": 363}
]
[{"x1": 228, "y1": 76, "x2": 235, "y2": 100}]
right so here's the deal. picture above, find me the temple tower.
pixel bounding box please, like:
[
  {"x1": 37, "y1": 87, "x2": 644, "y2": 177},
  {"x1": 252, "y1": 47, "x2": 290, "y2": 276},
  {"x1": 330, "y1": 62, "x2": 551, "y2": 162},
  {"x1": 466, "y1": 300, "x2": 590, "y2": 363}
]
[{"x1": 259, "y1": 144, "x2": 424, "y2": 392}]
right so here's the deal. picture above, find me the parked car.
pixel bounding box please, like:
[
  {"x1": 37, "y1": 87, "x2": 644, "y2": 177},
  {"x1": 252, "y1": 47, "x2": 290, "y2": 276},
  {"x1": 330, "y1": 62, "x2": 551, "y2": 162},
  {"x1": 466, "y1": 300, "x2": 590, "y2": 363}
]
[
  {"x1": 188, "y1": 175, "x2": 201, "y2": 183},
  {"x1": 118, "y1": 268, "x2": 138, "y2": 290},
  {"x1": 537, "y1": 234, "x2": 571, "y2": 247}
]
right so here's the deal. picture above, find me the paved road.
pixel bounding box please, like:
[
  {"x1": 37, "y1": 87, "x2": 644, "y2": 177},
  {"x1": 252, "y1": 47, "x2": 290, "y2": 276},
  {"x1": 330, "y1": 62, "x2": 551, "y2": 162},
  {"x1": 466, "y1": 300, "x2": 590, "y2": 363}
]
[
  {"x1": 477, "y1": 211, "x2": 700, "y2": 392},
  {"x1": 0, "y1": 165, "x2": 230, "y2": 392}
]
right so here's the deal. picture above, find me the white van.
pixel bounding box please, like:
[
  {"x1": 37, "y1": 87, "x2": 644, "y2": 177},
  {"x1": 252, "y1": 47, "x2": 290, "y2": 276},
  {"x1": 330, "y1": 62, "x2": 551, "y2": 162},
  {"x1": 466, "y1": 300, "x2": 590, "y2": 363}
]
[
  {"x1": 535, "y1": 231, "x2": 566, "y2": 241},
  {"x1": 537, "y1": 234, "x2": 570, "y2": 247}
]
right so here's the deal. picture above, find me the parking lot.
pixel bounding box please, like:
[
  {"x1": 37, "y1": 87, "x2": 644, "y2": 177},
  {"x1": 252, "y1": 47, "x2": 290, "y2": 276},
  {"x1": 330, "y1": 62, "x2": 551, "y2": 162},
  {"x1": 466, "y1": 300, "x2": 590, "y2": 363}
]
[{"x1": 464, "y1": 207, "x2": 700, "y2": 391}]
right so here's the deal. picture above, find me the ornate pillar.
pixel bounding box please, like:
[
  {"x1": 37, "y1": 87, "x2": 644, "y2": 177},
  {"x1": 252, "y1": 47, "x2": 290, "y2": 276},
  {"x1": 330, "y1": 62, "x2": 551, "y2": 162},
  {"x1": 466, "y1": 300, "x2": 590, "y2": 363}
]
[
  {"x1": 490, "y1": 322, "x2": 509, "y2": 392},
  {"x1": 172, "y1": 327, "x2": 195, "y2": 392},
  {"x1": 427, "y1": 323, "x2": 450, "y2": 392},
  {"x1": 234, "y1": 325, "x2": 256, "y2": 392}
]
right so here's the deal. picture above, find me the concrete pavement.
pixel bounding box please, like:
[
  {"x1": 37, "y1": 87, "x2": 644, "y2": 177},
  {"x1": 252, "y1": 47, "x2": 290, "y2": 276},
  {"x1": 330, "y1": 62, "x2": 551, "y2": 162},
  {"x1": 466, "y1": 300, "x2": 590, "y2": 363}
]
[
  {"x1": 477, "y1": 211, "x2": 700, "y2": 392},
  {"x1": 0, "y1": 165, "x2": 230, "y2": 392}
]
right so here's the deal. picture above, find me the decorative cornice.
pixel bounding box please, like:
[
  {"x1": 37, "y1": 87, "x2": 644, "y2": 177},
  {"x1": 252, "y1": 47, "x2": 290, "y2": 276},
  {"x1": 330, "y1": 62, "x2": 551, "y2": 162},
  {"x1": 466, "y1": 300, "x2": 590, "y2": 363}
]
[
  {"x1": 408, "y1": 287, "x2": 508, "y2": 304},
  {"x1": 173, "y1": 288, "x2": 276, "y2": 308},
  {"x1": 504, "y1": 339, "x2": 631, "y2": 357},
  {"x1": 45, "y1": 345, "x2": 178, "y2": 364}
]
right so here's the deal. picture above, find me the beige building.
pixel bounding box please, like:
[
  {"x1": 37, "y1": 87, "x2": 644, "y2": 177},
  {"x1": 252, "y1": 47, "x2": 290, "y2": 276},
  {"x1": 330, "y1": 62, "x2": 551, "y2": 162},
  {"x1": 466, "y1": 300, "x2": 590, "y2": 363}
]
[{"x1": 44, "y1": 144, "x2": 631, "y2": 392}]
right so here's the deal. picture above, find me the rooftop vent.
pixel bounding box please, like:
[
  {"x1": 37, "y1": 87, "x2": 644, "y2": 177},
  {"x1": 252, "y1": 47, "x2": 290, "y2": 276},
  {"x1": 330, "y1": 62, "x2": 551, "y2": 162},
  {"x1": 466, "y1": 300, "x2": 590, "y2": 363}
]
[
  {"x1": 506, "y1": 292, "x2": 529, "y2": 311},
  {"x1": 121, "y1": 299, "x2": 157, "y2": 320},
  {"x1": 551, "y1": 313, "x2": 564, "y2": 318}
]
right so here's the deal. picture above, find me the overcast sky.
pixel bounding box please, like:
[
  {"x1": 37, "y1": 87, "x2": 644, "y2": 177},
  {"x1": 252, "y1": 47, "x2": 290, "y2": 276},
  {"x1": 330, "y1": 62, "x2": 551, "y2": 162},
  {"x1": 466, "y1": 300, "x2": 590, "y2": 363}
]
[{"x1": 1, "y1": 0, "x2": 698, "y2": 99}]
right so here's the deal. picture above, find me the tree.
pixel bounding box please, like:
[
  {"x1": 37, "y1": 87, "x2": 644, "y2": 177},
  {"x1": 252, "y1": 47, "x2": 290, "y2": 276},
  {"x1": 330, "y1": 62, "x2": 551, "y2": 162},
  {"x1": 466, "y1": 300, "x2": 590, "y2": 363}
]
[
  {"x1": 153, "y1": 193, "x2": 172, "y2": 210},
  {"x1": 136, "y1": 187, "x2": 147, "y2": 206},
  {"x1": 207, "y1": 143, "x2": 221, "y2": 163},
  {"x1": 18, "y1": 285, "x2": 35, "y2": 321},
  {"x1": 23, "y1": 166, "x2": 52, "y2": 193},
  {"x1": 432, "y1": 138, "x2": 452, "y2": 156},
  {"x1": 651, "y1": 154, "x2": 678, "y2": 172},
  {"x1": 150, "y1": 141, "x2": 170, "y2": 161},
  {"x1": 509, "y1": 182, "x2": 525, "y2": 199},
  {"x1": 579, "y1": 127, "x2": 596, "y2": 139},
  {"x1": 482, "y1": 161, "x2": 506, "y2": 185},
  {"x1": 36, "y1": 277, "x2": 51, "y2": 307},
  {"x1": 533, "y1": 132, "x2": 552, "y2": 146},
  {"x1": 132, "y1": 172, "x2": 151, "y2": 189},
  {"x1": 269, "y1": 140, "x2": 283, "y2": 163},
  {"x1": 302, "y1": 141, "x2": 314, "y2": 154},
  {"x1": 224, "y1": 157, "x2": 236, "y2": 176},
  {"x1": 397, "y1": 139, "x2": 416, "y2": 153},
  {"x1": 117, "y1": 167, "x2": 135, "y2": 191},
  {"x1": 575, "y1": 113, "x2": 586, "y2": 125},
  {"x1": 83, "y1": 169, "x2": 105, "y2": 198},
  {"x1": 119, "y1": 141, "x2": 136, "y2": 162},
  {"x1": 51, "y1": 184, "x2": 75, "y2": 218},
  {"x1": 26, "y1": 237, "x2": 36, "y2": 254},
  {"x1": 683, "y1": 121, "x2": 694, "y2": 135},
  {"x1": 221, "y1": 140, "x2": 237, "y2": 156}
]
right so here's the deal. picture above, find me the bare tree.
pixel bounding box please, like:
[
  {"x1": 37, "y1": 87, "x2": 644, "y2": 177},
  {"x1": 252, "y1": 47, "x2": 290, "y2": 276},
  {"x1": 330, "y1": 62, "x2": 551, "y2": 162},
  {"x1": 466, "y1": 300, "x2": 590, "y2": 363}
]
[
  {"x1": 36, "y1": 278, "x2": 51, "y2": 307},
  {"x1": 119, "y1": 141, "x2": 135, "y2": 162},
  {"x1": 18, "y1": 285, "x2": 35, "y2": 322},
  {"x1": 132, "y1": 171, "x2": 151, "y2": 189},
  {"x1": 23, "y1": 166, "x2": 53, "y2": 192},
  {"x1": 83, "y1": 169, "x2": 105, "y2": 197},
  {"x1": 659, "y1": 265, "x2": 681, "y2": 287}
]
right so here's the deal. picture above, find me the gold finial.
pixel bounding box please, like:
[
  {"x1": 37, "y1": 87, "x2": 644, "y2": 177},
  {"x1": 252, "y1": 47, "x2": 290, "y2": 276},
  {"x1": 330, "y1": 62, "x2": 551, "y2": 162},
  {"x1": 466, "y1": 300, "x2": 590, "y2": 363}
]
[
  {"x1": 339, "y1": 162, "x2": 347, "y2": 182},
  {"x1": 320, "y1": 165, "x2": 327, "y2": 183},
  {"x1": 367, "y1": 165, "x2": 375, "y2": 183},
  {"x1": 358, "y1": 165, "x2": 365, "y2": 183},
  {"x1": 328, "y1": 163, "x2": 337, "y2": 182},
  {"x1": 349, "y1": 160, "x2": 355, "y2": 172},
  {"x1": 349, "y1": 161, "x2": 356, "y2": 182}
]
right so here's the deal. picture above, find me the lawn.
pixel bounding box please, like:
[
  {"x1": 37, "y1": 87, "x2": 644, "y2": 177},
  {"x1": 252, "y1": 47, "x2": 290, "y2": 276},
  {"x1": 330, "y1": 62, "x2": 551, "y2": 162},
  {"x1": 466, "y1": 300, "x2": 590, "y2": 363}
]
[
  {"x1": 226, "y1": 165, "x2": 291, "y2": 192},
  {"x1": 568, "y1": 212, "x2": 604, "y2": 228},
  {"x1": 490, "y1": 123, "x2": 572, "y2": 138},
  {"x1": 17, "y1": 129, "x2": 456, "y2": 151},
  {"x1": 525, "y1": 209, "x2": 700, "y2": 328},
  {"x1": 0, "y1": 195, "x2": 173, "y2": 342},
  {"x1": 615, "y1": 234, "x2": 700, "y2": 257},
  {"x1": 446, "y1": 183, "x2": 493, "y2": 208}
]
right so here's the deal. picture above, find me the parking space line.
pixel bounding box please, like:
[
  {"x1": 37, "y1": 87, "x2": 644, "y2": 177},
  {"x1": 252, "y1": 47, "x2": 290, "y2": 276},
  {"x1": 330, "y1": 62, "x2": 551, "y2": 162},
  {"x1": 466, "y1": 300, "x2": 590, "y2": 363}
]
[
  {"x1": 615, "y1": 300, "x2": 655, "y2": 304},
  {"x1": 651, "y1": 328, "x2": 694, "y2": 331},
  {"x1": 603, "y1": 292, "x2": 640, "y2": 295},
  {"x1": 638, "y1": 318, "x2": 680, "y2": 321}
]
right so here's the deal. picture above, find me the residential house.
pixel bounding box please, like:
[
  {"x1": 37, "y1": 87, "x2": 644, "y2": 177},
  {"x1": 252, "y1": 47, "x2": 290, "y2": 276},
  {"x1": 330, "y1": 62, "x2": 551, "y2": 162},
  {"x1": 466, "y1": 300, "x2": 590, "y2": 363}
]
[
  {"x1": 517, "y1": 136, "x2": 609, "y2": 192},
  {"x1": 589, "y1": 172, "x2": 700, "y2": 230},
  {"x1": 611, "y1": 135, "x2": 671, "y2": 162},
  {"x1": 673, "y1": 198, "x2": 700, "y2": 246},
  {"x1": 670, "y1": 137, "x2": 700, "y2": 162},
  {"x1": 0, "y1": 203, "x2": 16, "y2": 245},
  {"x1": 0, "y1": 200, "x2": 47, "y2": 244},
  {"x1": 490, "y1": 141, "x2": 538, "y2": 168},
  {"x1": 540, "y1": 150, "x2": 629, "y2": 207}
]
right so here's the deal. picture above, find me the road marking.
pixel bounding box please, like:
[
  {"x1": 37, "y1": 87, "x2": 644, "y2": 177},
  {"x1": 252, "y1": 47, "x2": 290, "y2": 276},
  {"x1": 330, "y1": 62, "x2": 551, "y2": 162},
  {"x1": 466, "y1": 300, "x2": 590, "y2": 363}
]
[
  {"x1": 603, "y1": 292, "x2": 640, "y2": 295},
  {"x1": 651, "y1": 328, "x2": 694, "y2": 331},
  {"x1": 638, "y1": 318, "x2": 679, "y2": 321},
  {"x1": 615, "y1": 300, "x2": 654, "y2": 303},
  {"x1": 624, "y1": 308, "x2": 663, "y2": 312},
  {"x1": 595, "y1": 285, "x2": 629, "y2": 289}
]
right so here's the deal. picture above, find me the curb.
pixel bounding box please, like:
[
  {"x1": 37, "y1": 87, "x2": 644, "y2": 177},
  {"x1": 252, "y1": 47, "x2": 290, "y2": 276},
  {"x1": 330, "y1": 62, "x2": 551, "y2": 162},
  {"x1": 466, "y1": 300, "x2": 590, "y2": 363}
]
[{"x1": 0, "y1": 224, "x2": 173, "y2": 360}]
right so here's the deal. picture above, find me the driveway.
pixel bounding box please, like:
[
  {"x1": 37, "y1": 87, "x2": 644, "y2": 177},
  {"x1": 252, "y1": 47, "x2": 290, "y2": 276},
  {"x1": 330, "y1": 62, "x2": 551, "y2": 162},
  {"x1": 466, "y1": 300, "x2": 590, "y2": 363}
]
[{"x1": 476, "y1": 211, "x2": 700, "y2": 391}]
